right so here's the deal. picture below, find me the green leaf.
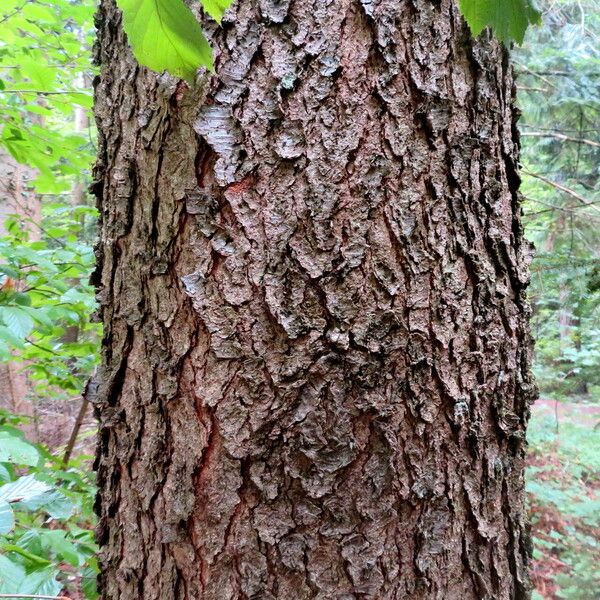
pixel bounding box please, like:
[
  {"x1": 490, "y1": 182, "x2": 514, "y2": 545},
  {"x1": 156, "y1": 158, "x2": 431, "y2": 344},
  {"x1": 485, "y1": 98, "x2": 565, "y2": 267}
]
[
  {"x1": 0, "y1": 499, "x2": 14, "y2": 534},
  {"x1": 0, "y1": 555, "x2": 24, "y2": 593},
  {"x1": 0, "y1": 265, "x2": 20, "y2": 279},
  {"x1": 41, "y1": 530, "x2": 82, "y2": 567},
  {"x1": 81, "y1": 564, "x2": 99, "y2": 600},
  {"x1": 0, "y1": 432, "x2": 40, "y2": 466},
  {"x1": 1, "y1": 543, "x2": 53, "y2": 567},
  {"x1": 200, "y1": 0, "x2": 232, "y2": 23},
  {"x1": 13, "y1": 293, "x2": 32, "y2": 307},
  {"x1": 18, "y1": 489, "x2": 74, "y2": 520},
  {"x1": 0, "y1": 555, "x2": 61, "y2": 597},
  {"x1": 0, "y1": 306, "x2": 35, "y2": 339},
  {"x1": 459, "y1": 0, "x2": 541, "y2": 45},
  {"x1": 16, "y1": 530, "x2": 44, "y2": 556},
  {"x1": 0, "y1": 326, "x2": 26, "y2": 352},
  {"x1": 117, "y1": 0, "x2": 213, "y2": 81},
  {"x1": 0, "y1": 464, "x2": 11, "y2": 483},
  {"x1": 19, "y1": 57, "x2": 58, "y2": 89},
  {"x1": 19, "y1": 569, "x2": 62, "y2": 597},
  {"x1": 0, "y1": 475, "x2": 50, "y2": 503}
]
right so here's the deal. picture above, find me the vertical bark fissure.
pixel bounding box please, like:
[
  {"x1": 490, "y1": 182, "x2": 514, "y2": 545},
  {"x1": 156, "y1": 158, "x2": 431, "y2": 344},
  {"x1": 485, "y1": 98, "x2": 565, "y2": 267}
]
[{"x1": 93, "y1": 0, "x2": 535, "y2": 598}]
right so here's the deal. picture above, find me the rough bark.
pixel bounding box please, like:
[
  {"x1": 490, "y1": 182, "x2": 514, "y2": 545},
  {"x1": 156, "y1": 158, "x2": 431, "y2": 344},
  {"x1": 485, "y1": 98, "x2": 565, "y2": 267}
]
[{"x1": 92, "y1": 0, "x2": 535, "y2": 598}]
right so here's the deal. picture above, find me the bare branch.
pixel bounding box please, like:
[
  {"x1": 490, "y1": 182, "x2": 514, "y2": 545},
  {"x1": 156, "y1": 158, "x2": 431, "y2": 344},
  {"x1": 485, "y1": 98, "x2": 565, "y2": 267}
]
[
  {"x1": 62, "y1": 395, "x2": 90, "y2": 465},
  {"x1": 513, "y1": 61, "x2": 556, "y2": 89},
  {"x1": 516, "y1": 86, "x2": 550, "y2": 93},
  {"x1": 523, "y1": 170, "x2": 600, "y2": 214},
  {"x1": 521, "y1": 131, "x2": 600, "y2": 148}
]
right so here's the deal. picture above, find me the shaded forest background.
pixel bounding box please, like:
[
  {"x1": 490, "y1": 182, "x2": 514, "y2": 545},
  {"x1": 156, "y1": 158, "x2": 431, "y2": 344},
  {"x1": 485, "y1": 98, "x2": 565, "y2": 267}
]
[{"x1": 0, "y1": 0, "x2": 598, "y2": 598}]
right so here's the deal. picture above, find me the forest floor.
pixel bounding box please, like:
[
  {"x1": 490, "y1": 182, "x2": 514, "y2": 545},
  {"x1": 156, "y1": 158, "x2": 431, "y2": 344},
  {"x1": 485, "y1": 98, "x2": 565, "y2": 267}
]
[{"x1": 527, "y1": 398, "x2": 600, "y2": 599}]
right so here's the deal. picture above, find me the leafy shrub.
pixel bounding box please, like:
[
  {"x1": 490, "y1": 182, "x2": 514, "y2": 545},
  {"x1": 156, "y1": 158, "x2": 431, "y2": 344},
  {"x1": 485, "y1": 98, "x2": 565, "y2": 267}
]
[{"x1": 0, "y1": 412, "x2": 98, "y2": 598}]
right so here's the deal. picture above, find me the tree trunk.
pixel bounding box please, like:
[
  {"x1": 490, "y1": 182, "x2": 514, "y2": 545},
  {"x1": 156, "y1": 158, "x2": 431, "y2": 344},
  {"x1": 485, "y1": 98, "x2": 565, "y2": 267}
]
[{"x1": 92, "y1": 1, "x2": 535, "y2": 598}]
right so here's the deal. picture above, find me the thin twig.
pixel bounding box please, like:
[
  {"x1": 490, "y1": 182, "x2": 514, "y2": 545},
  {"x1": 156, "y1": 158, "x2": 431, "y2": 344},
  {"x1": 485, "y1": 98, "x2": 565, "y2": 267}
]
[
  {"x1": 0, "y1": 0, "x2": 30, "y2": 25},
  {"x1": 5, "y1": 200, "x2": 68, "y2": 248},
  {"x1": 522, "y1": 195, "x2": 600, "y2": 216},
  {"x1": 516, "y1": 85, "x2": 550, "y2": 93},
  {"x1": 577, "y1": 0, "x2": 586, "y2": 32},
  {"x1": 62, "y1": 395, "x2": 90, "y2": 465},
  {"x1": 513, "y1": 61, "x2": 557, "y2": 89},
  {"x1": 519, "y1": 69, "x2": 572, "y2": 77},
  {"x1": 523, "y1": 171, "x2": 600, "y2": 214},
  {"x1": 522, "y1": 195, "x2": 576, "y2": 214},
  {"x1": 521, "y1": 124, "x2": 600, "y2": 133},
  {"x1": 521, "y1": 131, "x2": 600, "y2": 148},
  {"x1": 24, "y1": 339, "x2": 62, "y2": 356}
]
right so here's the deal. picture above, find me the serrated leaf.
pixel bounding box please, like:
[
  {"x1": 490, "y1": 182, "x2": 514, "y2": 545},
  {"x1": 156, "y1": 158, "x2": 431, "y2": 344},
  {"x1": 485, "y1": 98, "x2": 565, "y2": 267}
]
[
  {"x1": 0, "y1": 500, "x2": 14, "y2": 534},
  {"x1": 0, "y1": 325, "x2": 26, "y2": 350},
  {"x1": 0, "y1": 475, "x2": 50, "y2": 503},
  {"x1": 0, "y1": 465, "x2": 11, "y2": 483},
  {"x1": 18, "y1": 489, "x2": 74, "y2": 520},
  {"x1": 0, "y1": 555, "x2": 24, "y2": 592},
  {"x1": 459, "y1": 0, "x2": 541, "y2": 45},
  {"x1": 16, "y1": 530, "x2": 43, "y2": 556},
  {"x1": 19, "y1": 57, "x2": 58, "y2": 89},
  {"x1": 26, "y1": 569, "x2": 62, "y2": 597},
  {"x1": 13, "y1": 292, "x2": 32, "y2": 307},
  {"x1": 21, "y1": 305, "x2": 54, "y2": 330},
  {"x1": 0, "y1": 432, "x2": 40, "y2": 466},
  {"x1": 0, "y1": 306, "x2": 35, "y2": 339},
  {"x1": 117, "y1": 0, "x2": 213, "y2": 81},
  {"x1": 1, "y1": 543, "x2": 53, "y2": 567},
  {"x1": 200, "y1": 0, "x2": 233, "y2": 23},
  {"x1": 0, "y1": 265, "x2": 20, "y2": 279},
  {"x1": 0, "y1": 555, "x2": 61, "y2": 597},
  {"x1": 41, "y1": 530, "x2": 82, "y2": 567},
  {"x1": 81, "y1": 565, "x2": 99, "y2": 600}
]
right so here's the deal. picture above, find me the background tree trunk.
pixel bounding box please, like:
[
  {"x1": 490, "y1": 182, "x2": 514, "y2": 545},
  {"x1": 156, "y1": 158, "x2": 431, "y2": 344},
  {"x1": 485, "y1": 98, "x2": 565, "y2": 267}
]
[
  {"x1": 0, "y1": 149, "x2": 40, "y2": 439},
  {"x1": 92, "y1": 0, "x2": 535, "y2": 598}
]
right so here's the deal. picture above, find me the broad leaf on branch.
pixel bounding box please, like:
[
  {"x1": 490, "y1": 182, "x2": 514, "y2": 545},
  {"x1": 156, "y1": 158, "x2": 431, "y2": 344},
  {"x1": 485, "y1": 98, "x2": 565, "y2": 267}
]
[
  {"x1": 0, "y1": 500, "x2": 14, "y2": 535},
  {"x1": 116, "y1": 0, "x2": 214, "y2": 81},
  {"x1": 200, "y1": 0, "x2": 231, "y2": 22},
  {"x1": 0, "y1": 475, "x2": 51, "y2": 504},
  {"x1": 0, "y1": 554, "x2": 62, "y2": 597},
  {"x1": 459, "y1": 0, "x2": 541, "y2": 45},
  {"x1": 0, "y1": 306, "x2": 35, "y2": 340},
  {"x1": 0, "y1": 432, "x2": 40, "y2": 467}
]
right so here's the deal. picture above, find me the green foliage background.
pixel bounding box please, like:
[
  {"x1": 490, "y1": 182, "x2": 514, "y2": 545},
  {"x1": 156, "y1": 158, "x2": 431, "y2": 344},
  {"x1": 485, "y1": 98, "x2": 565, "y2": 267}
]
[
  {"x1": 0, "y1": 0, "x2": 597, "y2": 598},
  {"x1": 517, "y1": 0, "x2": 600, "y2": 402},
  {"x1": 0, "y1": 0, "x2": 99, "y2": 596},
  {"x1": 515, "y1": 1, "x2": 600, "y2": 596}
]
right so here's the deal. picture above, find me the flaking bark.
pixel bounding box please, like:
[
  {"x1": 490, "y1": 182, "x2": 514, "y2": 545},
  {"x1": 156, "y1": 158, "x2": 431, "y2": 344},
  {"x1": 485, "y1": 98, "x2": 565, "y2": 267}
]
[{"x1": 92, "y1": 0, "x2": 535, "y2": 598}]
